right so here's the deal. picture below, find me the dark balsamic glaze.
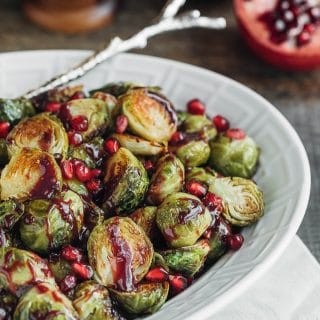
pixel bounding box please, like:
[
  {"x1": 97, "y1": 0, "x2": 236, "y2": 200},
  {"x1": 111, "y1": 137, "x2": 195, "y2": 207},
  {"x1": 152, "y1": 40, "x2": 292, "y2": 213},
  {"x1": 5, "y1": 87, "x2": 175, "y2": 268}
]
[{"x1": 178, "y1": 199, "x2": 205, "y2": 224}]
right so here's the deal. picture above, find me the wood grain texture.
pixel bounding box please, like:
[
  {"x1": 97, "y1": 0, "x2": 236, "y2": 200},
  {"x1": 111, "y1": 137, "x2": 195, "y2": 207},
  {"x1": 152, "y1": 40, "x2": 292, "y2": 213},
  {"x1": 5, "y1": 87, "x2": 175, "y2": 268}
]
[{"x1": 0, "y1": 0, "x2": 319, "y2": 260}]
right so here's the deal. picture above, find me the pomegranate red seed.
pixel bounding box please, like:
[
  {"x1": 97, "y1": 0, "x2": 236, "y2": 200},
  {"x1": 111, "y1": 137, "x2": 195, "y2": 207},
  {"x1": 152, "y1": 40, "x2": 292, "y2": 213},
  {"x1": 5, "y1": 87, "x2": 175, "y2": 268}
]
[
  {"x1": 104, "y1": 138, "x2": 120, "y2": 155},
  {"x1": 45, "y1": 102, "x2": 61, "y2": 113},
  {"x1": 0, "y1": 121, "x2": 10, "y2": 139},
  {"x1": 68, "y1": 131, "x2": 83, "y2": 145},
  {"x1": 71, "y1": 262, "x2": 93, "y2": 280},
  {"x1": 225, "y1": 128, "x2": 246, "y2": 140},
  {"x1": 115, "y1": 115, "x2": 128, "y2": 133},
  {"x1": 70, "y1": 115, "x2": 88, "y2": 132},
  {"x1": 145, "y1": 267, "x2": 169, "y2": 282},
  {"x1": 90, "y1": 169, "x2": 101, "y2": 178},
  {"x1": 187, "y1": 99, "x2": 206, "y2": 115},
  {"x1": 86, "y1": 179, "x2": 102, "y2": 194},
  {"x1": 169, "y1": 274, "x2": 188, "y2": 295},
  {"x1": 303, "y1": 23, "x2": 316, "y2": 34},
  {"x1": 213, "y1": 115, "x2": 230, "y2": 132},
  {"x1": 202, "y1": 192, "x2": 223, "y2": 212},
  {"x1": 227, "y1": 234, "x2": 244, "y2": 251},
  {"x1": 203, "y1": 228, "x2": 212, "y2": 239},
  {"x1": 70, "y1": 91, "x2": 85, "y2": 100},
  {"x1": 144, "y1": 160, "x2": 154, "y2": 171},
  {"x1": 61, "y1": 245, "x2": 83, "y2": 262},
  {"x1": 297, "y1": 31, "x2": 311, "y2": 46},
  {"x1": 75, "y1": 162, "x2": 91, "y2": 182},
  {"x1": 185, "y1": 180, "x2": 207, "y2": 198},
  {"x1": 59, "y1": 274, "x2": 77, "y2": 293},
  {"x1": 60, "y1": 160, "x2": 74, "y2": 180},
  {"x1": 170, "y1": 131, "x2": 184, "y2": 144}
]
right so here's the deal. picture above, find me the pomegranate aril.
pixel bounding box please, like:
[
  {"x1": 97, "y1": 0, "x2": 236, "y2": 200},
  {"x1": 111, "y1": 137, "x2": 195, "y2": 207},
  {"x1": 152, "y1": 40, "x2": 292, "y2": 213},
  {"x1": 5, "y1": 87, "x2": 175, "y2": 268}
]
[
  {"x1": 225, "y1": 128, "x2": 246, "y2": 140},
  {"x1": 202, "y1": 192, "x2": 223, "y2": 212},
  {"x1": 0, "y1": 121, "x2": 10, "y2": 139},
  {"x1": 227, "y1": 233, "x2": 244, "y2": 251},
  {"x1": 70, "y1": 91, "x2": 85, "y2": 100},
  {"x1": 90, "y1": 169, "x2": 101, "y2": 178},
  {"x1": 61, "y1": 245, "x2": 83, "y2": 262},
  {"x1": 71, "y1": 262, "x2": 93, "y2": 280},
  {"x1": 68, "y1": 131, "x2": 83, "y2": 146},
  {"x1": 297, "y1": 31, "x2": 311, "y2": 46},
  {"x1": 213, "y1": 115, "x2": 230, "y2": 132},
  {"x1": 185, "y1": 180, "x2": 207, "y2": 198},
  {"x1": 144, "y1": 160, "x2": 154, "y2": 171},
  {"x1": 169, "y1": 275, "x2": 188, "y2": 295},
  {"x1": 115, "y1": 115, "x2": 128, "y2": 133},
  {"x1": 86, "y1": 179, "x2": 102, "y2": 194},
  {"x1": 45, "y1": 102, "x2": 61, "y2": 113},
  {"x1": 303, "y1": 23, "x2": 316, "y2": 34},
  {"x1": 75, "y1": 162, "x2": 91, "y2": 182},
  {"x1": 70, "y1": 115, "x2": 88, "y2": 132},
  {"x1": 145, "y1": 267, "x2": 169, "y2": 282},
  {"x1": 187, "y1": 99, "x2": 206, "y2": 115},
  {"x1": 104, "y1": 138, "x2": 120, "y2": 155},
  {"x1": 60, "y1": 160, "x2": 74, "y2": 180},
  {"x1": 308, "y1": 7, "x2": 320, "y2": 22},
  {"x1": 170, "y1": 131, "x2": 184, "y2": 144},
  {"x1": 203, "y1": 228, "x2": 212, "y2": 239},
  {"x1": 59, "y1": 274, "x2": 77, "y2": 293}
]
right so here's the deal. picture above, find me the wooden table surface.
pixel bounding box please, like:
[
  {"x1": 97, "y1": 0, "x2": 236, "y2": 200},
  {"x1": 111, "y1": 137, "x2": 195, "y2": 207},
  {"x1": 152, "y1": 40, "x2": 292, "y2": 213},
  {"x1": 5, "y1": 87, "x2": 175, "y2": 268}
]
[{"x1": 0, "y1": 0, "x2": 319, "y2": 260}]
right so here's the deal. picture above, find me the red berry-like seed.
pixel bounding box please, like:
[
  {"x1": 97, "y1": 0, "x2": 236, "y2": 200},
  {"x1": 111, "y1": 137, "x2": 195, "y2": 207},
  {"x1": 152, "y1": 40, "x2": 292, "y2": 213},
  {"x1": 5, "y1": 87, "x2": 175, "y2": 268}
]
[
  {"x1": 145, "y1": 267, "x2": 169, "y2": 282},
  {"x1": 115, "y1": 115, "x2": 128, "y2": 133},
  {"x1": 0, "y1": 121, "x2": 10, "y2": 139},
  {"x1": 71, "y1": 262, "x2": 93, "y2": 280},
  {"x1": 60, "y1": 160, "x2": 74, "y2": 180},
  {"x1": 227, "y1": 234, "x2": 244, "y2": 251},
  {"x1": 170, "y1": 131, "x2": 184, "y2": 144},
  {"x1": 203, "y1": 228, "x2": 212, "y2": 239},
  {"x1": 70, "y1": 91, "x2": 85, "y2": 100},
  {"x1": 104, "y1": 138, "x2": 120, "y2": 155},
  {"x1": 225, "y1": 128, "x2": 246, "y2": 140},
  {"x1": 45, "y1": 102, "x2": 61, "y2": 113},
  {"x1": 144, "y1": 160, "x2": 154, "y2": 171},
  {"x1": 70, "y1": 115, "x2": 88, "y2": 132},
  {"x1": 90, "y1": 169, "x2": 101, "y2": 178},
  {"x1": 61, "y1": 245, "x2": 82, "y2": 262},
  {"x1": 185, "y1": 180, "x2": 207, "y2": 198},
  {"x1": 297, "y1": 31, "x2": 311, "y2": 46},
  {"x1": 187, "y1": 99, "x2": 206, "y2": 115},
  {"x1": 169, "y1": 275, "x2": 188, "y2": 295},
  {"x1": 213, "y1": 115, "x2": 230, "y2": 132},
  {"x1": 75, "y1": 162, "x2": 91, "y2": 182},
  {"x1": 86, "y1": 179, "x2": 102, "y2": 194},
  {"x1": 68, "y1": 131, "x2": 83, "y2": 145},
  {"x1": 59, "y1": 274, "x2": 77, "y2": 293},
  {"x1": 202, "y1": 192, "x2": 223, "y2": 211}
]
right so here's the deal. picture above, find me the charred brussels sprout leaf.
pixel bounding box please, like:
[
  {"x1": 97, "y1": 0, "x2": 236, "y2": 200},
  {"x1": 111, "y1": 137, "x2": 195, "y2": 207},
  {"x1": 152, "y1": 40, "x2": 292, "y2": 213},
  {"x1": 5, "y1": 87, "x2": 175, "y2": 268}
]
[
  {"x1": 209, "y1": 177, "x2": 264, "y2": 226},
  {"x1": 0, "y1": 98, "x2": 35, "y2": 125},
  {"x1": 13, "y1": 282, "x2": 78, "y2": 320},
  {"x1": 156, "y1": 193, "x2": 212, "y2": 248},
  {"x1": 0, "y1": 139, "x2": 8, "y2": 166},
  {"x1": 65, "y1": 179, "x2": 89, "y2": 197},
  {"x1": 110, "y1": 282, "x2": 169, "y2": 315},
  {"x1": 19, "y1": 190, "x2": 84, "y2": 255},
  {"x1": 130, "y1": 206, "x2": 157, "y2": 239},
  {"x1": 90, "y1": 82, "x2": 136, "y2": 97},
  {"x1": 102, "y1": 148, "x2": 149, "y2": 214},
  {"x1": 160, "y1": 239, "x2": 210, "y2": 277},
  {"x1": 119, "y1": 88, "x2": 177, "y2": 142},
  {"x1": 186, "y1": 167, "x2": 217, "y2": 187},
  {"x1": 82, "y1": 198, "x2": 105, "y2": 231},
  {"x1": 73, "y1": 281, "x2": 121, "y2": 320},
  {"x1": 209, "y1": 135, "x2": 260, "y2": 178},
  {"x1": 87, "y1": 217, "x2": 154, "y2": 290},
  {"x1": 147, "y1": 154, "x2": 185, "y2": 205},
  {"x1": 0, "y1": 247, "x2": 55, "y2": 295},
  {"x1": 0, "y1": 148, "x2": 62, "y2": 201},
  {"x1": 151, "y1": 252, "x2": 169, "y2": 271},
  {"x1": 7, "y1": 113, "x2": 68, "y2": 158},
  {"x1": 0, "y1": 200, "x2": 24, "y2": 230}
]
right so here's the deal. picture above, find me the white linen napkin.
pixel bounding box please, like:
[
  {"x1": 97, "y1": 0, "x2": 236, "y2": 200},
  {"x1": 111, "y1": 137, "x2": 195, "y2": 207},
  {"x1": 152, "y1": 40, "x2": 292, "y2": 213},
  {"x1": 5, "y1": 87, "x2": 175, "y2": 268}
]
[{"x1": 211, "y1": 236, "x2": 320, "y2": 320}]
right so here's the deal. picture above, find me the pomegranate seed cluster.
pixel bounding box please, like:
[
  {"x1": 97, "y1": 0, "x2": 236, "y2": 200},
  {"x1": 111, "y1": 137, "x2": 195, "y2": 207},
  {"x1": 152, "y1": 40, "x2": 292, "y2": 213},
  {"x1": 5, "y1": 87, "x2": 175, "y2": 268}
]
[{"x1": 0, "y1": 84, "x2": 263, "y2": 319}]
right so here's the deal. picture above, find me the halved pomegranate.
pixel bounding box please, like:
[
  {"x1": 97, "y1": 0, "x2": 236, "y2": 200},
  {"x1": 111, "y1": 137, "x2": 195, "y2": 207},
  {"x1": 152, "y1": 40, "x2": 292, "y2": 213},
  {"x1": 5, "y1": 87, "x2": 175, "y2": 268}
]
[{"x1": 234, "y1": 0, "x2": 320, "y2": 70}]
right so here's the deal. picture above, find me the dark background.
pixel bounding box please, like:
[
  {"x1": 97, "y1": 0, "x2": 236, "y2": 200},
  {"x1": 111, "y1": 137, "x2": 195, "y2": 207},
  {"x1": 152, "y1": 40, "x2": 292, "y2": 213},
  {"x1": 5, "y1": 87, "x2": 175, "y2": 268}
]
[{"x1": 1, "y1": 0, "x2": 319, "y2": 259}]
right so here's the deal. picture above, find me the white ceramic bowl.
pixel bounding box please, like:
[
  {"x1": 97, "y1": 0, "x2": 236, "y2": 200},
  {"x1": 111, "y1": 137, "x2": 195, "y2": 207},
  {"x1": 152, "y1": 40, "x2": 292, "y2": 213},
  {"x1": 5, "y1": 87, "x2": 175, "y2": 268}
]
[{"x1": 0, "y1": 50, "x2": 311, "y2": 319}]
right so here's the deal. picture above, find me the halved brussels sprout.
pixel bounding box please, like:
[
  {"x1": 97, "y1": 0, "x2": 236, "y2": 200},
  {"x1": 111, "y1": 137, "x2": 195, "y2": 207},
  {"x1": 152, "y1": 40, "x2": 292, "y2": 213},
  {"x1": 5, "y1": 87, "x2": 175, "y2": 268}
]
[
  {"x1": 0, "y1": 200, "x2": 24, "y2": 230},
  {"x1": 209, "y1": 135, "x2": 260, "y2": 178},
  {"x1": 0, "y1": 247, "x2": 55, "y2": 295},
  {"x1": 186, "y1": 167, "x2": 217, "y2": 187},
  {"x1": 130, "y1": 206, "x2": 157, "y2": 239},
  {"x1": 91, "y1": 92, "x2": 119, "y2": 119},
  {"x1": 112, "y1": 133, "x2": 166, "y2": 156},
  {"x1": 208, "y1": 177, "x2": 264, "y2": 226},
  {"x1": 13, "y1": 282, "x2": 78, "y2": 320},
  {"x1": 48, "y1": 254, "x2": 72, "y2": 282},
  {"x1": 119, "y1": 88, "x2": 177, "y2": 142},
  {"x1": 0, "y1": 139, "x2": 8, "y2": 167},
  {"x1": 7, "y1": 113, "x2": 68, "y2": 158},
  {"x1": 60, "y1": 98, "x2": 110, "y2": 141},
  {"x1": 151, "y1": 252, "x2": 169, "y2": 271},
  {"x1": 110, "y1": 282, "x2": 169, "y2": 315},
  {"x1": 0, "y1": 98, "x2": 35, "y2": 125},
  {"x1": 87, "y1": 217, "x2": 154, "y2": 291},
  {"x1": 0, "y1": 148, "x2": 62, "y2": 201},
  {"x1": 147, "y1": 154, "x2": 185, "y2": 205},
  {"x1": 156, "y1": 193, "x2": 212, "y2": 248},
  {"x1": 20, "y1": 190, "x2": 84, "y2": 254},
  {"x1": 102, "y1": 148, "x2": 149, "y2": 214},
  {"x1": 73, "y1": 281, "x2": 121, "y2": 320},
  {"x1": 181, "y1": 114, "x2": 212, "y2": 133},
  {"x1": 160, "y1": 239, "x2": 210, "y2": 277}
]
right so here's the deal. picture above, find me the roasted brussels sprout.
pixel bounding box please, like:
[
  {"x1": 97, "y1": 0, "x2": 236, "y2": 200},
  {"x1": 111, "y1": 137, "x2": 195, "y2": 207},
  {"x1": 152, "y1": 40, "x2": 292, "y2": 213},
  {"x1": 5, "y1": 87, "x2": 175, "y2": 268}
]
[
  {"x1": 82, "y1": 198, "x2": 105, "y2": 231},
  {"x1": 48, "y1": 254, "x2": 72, "y2": 282},
  {"x1": 87, "y1": 217, "x2": 154, "y2": 290},
  {"x1": 160, "y1": 239, "x2": 210, "y2": 277},
  {"x1": 0, "y1": 148, "x2": 62, "y2": 201},
  {"x1": 186, "y1": 167, "x2": 217, "y2": 187},
  {"x1": 130, "y1": 206, "x2": 157, "y2": 239},
  {"x1": 151, "y1": 252, "x2": 169, "y2": 271},
  {"x1": 0, "y1": 200, "x2": 24, "y2": 230},
  {"x1": 60, "y1": 98, "x2": 110, "y2": 141},
  {"x1": 112, "y1": 133, "x2": 166, "y2": 156},
  {"x1": 0, "y1": 98, "x2": 35, "y2": 125},
  {"x1": 91, "y1": 92, "x2": 119, "y2": 119},
  {"x1": 0, "y1": 139, "x2": 8, "y2": 166},
  {"x1": 119, "y1": 88, "x2": 177, "y2": 142},
  {"x1": 208, "y1": 177, "x2": 264, "y2": 226},
  {"x1": 73, "y1": 281, "x2": 120, "y2": 320},
  {"x1": 19, "y1": 190, "x2": 84, "y2": 254},
  {"x1": 147, "y1": 154, "x2": 185, "y2": 205},
  {"x1": 209, "y1": 134, "x2": 260, "y2": 178},
  {"x1": 110, "y1": 282, "x2": 169, "y2": 315},
  {"x1": 13, "y1": 282, "x2": 78, "y2": 320},
  {"x1": 0, "y1": 248, "x2": 55, "y2": 294},
  {"x1": 156, "y1": 193, "x2": 212, "y2": 248},
  {"x1": 182, "y1": 114, "x2": 212, "y2": 133},
  {"x1": 65, "y1": 179, "x2": 89, "y2": 197},
  {"x1": 7, "y1": 113, "x2": 68, "y2": 158},
  {"x1": 102, "y1": 147, "x2": 149, "y2": 214}
]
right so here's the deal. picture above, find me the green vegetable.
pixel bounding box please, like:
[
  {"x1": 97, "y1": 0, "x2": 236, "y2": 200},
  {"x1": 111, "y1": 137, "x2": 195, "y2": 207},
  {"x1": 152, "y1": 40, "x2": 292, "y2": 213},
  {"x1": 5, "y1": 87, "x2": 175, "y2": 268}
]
[
  {"x1": 182, "y1": 114, "x2": 212, "y2": 133},
  {"x1": 0, "y1": 228, "x2": 12, "y2": 247},
  {"x1": 64, "y1": 179, "x2": 89, "y2": 197},
  {"x1": 90, "y1": 82, "x2": 137, "y2": 97},
  {"x1": 130, "y1": 206, "x2": 157, "y2": 239},
  {"x1": 48, "y1": 255, "x2": 71, "y2": 282},
  {"x1": 0, "y1": 200, "x2": 24, "y2": 230},
  {"x1": 186, "y1": 167, "x2": 217, "y2": 187}
]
